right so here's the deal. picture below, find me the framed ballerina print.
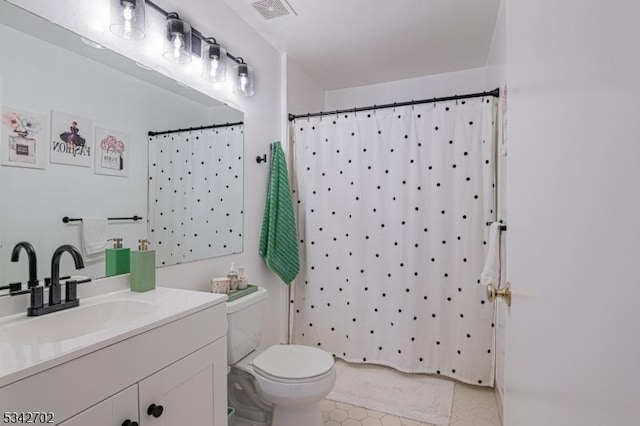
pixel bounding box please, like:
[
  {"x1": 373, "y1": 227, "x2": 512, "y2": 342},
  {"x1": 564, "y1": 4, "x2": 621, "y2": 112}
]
[{"x1": 50, "y1": 110, "x2": 94, "y2": 167}]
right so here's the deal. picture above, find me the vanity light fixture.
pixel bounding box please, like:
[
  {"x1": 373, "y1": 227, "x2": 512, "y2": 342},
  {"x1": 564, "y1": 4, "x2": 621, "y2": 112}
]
[
  {"x1": 233, "y1": 59, "x2": 255, "y2": 97},
  {"x1": 201, "y1": 38, "x2": 227, "y2": 82},
  {"x1": 109, "y1": 0, "x2": 146, "y2": 40},
  {"x1": 162, "y1": 13, "x2": 192, "y2": 64},
  {"x1": 109, "y1": 0, "x2": 256, "y2": 95}
]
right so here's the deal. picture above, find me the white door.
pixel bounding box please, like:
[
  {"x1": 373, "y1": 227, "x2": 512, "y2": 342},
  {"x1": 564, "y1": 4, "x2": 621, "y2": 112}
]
[
  {"x1": 58, "y1": 385, "x2": 138, "y2": 426},
  {"x1": 138, "y1": 339, "x2": 227, "y2": 426},
  {"x1": 504, "y1": 1, "x2": 640, "y2": 425}
]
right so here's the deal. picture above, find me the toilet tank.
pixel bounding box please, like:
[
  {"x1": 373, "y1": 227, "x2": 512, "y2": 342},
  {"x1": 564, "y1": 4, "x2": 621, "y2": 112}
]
[{"x1": 226, "y1": 287, "x2": 268, "y2": 364}]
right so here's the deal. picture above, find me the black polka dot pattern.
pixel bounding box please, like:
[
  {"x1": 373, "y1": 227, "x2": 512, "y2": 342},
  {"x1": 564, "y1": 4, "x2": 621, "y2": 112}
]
[
  {"x1": 148, "y1": 126, "x2": 244, "y2": 266},
  {"x1": 291, "y1": 99, "x2": 497, "y2": 385}
]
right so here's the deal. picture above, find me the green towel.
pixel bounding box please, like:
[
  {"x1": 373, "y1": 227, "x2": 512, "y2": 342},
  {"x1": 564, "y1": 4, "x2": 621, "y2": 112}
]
[{"x1": 259, "y1": 141, "x2": 300, "y2": 285}]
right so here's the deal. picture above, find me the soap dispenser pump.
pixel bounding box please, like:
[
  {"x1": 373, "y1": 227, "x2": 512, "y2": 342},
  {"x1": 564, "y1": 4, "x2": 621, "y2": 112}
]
[
  {"x1": 105, "y1": 238, "x2": 130, "y2": 277},
  {"x1": 227, "y1": 262, "x2": 238, "y2": 291},
  {"x1": 130, "y1": 239, "x2": 156, "y2": 292}
]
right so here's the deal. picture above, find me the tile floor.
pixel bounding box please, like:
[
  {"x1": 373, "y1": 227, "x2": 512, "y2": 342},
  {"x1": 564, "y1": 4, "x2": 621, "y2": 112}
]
[{"x1": 321, "y1": 382, "x2": 501, "y2": 426}]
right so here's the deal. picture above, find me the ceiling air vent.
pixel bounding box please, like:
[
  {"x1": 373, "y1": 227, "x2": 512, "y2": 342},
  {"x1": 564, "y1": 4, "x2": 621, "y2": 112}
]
[{"x1": 251, "y1": 0, "x2": 292, "y2": 20}]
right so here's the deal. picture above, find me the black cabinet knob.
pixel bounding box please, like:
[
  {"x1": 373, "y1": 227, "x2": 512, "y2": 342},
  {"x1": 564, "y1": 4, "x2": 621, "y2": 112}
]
[
  {"x1": 147, "y1": 403, "x2": 164, "y2": 418},
  {"x1": 121, "y1": 421, "x2": 138, "y2": 426}
]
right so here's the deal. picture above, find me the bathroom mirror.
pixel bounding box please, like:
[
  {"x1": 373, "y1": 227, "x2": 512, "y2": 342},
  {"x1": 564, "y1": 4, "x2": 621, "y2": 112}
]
[{"x1": 0, "y1": 0, "x2": 244, "y2": 295}]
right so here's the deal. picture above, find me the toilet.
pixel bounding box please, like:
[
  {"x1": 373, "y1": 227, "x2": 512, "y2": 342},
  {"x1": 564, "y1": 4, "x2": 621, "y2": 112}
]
[{"x1": 227, "y1": 287, "x2": 336, "y2": 426}]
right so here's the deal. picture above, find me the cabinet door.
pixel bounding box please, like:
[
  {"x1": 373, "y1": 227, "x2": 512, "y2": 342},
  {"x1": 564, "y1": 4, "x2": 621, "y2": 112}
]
[
  {"x1": 58, "y1": 385, "x2": 138, "y2": 426},
  {"x1": 138, "y1": 338, "x2": 227, "y2": 426}
]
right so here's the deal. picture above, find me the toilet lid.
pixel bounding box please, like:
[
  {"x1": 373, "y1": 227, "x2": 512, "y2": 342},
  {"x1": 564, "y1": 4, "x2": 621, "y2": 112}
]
[{"x1": 252, "y1": 345, "x2": 334, "y2": 380}]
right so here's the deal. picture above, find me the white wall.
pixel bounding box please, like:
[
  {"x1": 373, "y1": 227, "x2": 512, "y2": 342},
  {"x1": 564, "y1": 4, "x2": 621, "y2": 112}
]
[
  {"x1": 325, "y1": 66, "x2": 491, "y2": 111},
  {"x1": 286, "y1": 56, "x2": 325, "y2": 116},
  {"x1": 0, "y1": 23, "x2": 211, "y2": 283},
  {"x1": 7, "y1": 0, "x2": 287, "y2": 348},
  {"x1": 485, "y1": 0, "x2": 507, "y2": 95},
  {"x1": 483, "y1": 0, "x2": 507, "y2": 417},
  {"x1": 208, "y1": 105, "x2": 244, "y2": 124}
]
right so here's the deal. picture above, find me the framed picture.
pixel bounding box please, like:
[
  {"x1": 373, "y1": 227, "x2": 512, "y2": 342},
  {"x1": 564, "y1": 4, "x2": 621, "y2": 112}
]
[
  {"x1": 95, "y1": 127, "x2": 129, "y2": 177},
  {"x1": 1, "y1": 107, "x2": 48, "y2": 169},
  {"x1": 50, "y1": 110, "x2": 93, "y2": 167}
]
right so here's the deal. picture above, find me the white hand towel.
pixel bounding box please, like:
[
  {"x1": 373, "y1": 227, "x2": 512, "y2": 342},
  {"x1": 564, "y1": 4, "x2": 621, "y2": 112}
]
[
  {"x1": 81, "y1": 217, "x2": 108, "y2": 257},
  {"x1": 480, "y1": 222, "x2": 502, "y2": 286}
]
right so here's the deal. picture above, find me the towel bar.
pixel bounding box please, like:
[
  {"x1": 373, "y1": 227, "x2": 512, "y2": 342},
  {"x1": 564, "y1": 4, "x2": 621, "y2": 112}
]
[{"x1": 62, "y1": 216, "x2": 143, "y2": 223}]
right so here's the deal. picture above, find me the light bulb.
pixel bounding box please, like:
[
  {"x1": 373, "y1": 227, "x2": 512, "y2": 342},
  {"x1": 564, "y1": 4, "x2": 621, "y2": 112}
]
[
  {"x1": 209, "y1": 57, "x2": 220, "y2": 79},
  {"x1": 172, "y1": 33, "x2": 185, "y2": 60},
  {"x1": 234, "y1": 62, "x2": 253, "y2": 96},
  {"x1": 122, "y1": 3, "x2": 135, "y2": 39},
  {"x1": 110, "y1": 0, "x2": 145, "y2": 40},
  {"x1": 163, "y1": 17, "x2": 192, "y2": 64},
  {"x1": 239, "y1": 74, "x2": 249, "y2": 93}
]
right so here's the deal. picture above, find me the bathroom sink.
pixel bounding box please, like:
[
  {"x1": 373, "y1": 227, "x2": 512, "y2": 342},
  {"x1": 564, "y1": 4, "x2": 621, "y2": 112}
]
[
  {"x1": 0, "y1": 287, "x2": 226, "y2": 387},
  {"x1": 0, "y1": 299, "x2": 158, "y2": 345}
]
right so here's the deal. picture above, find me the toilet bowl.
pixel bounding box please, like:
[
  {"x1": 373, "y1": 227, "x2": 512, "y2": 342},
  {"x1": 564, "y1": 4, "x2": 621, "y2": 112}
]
[{"x1": 227, "y1": 287, "x2": 336, "y2": 426}]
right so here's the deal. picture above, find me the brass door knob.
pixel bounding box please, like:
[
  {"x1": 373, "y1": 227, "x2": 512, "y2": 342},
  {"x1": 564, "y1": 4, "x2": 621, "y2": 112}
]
[{"x1": 487, "y1": 282, "x2": 512, "y2": 307}]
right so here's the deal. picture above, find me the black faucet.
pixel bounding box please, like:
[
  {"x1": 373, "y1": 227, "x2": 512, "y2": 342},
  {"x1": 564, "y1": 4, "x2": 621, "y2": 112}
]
[
  {"x1": 27, "y1": 244, "x2": 86, "y2": 316},
  {"x1": 49, "y1": 245, "x2": 84, "y2": 305},
  {"x1": 10, "y1": 241, "x2": 39, "y2": 288}
]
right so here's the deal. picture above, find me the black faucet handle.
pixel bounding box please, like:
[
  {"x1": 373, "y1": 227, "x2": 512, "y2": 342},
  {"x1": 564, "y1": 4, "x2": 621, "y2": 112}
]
[
  {"x1": 30, "y1": 286, "x2": 44, "y2": 310},
  {"x1": 65, "y1": 280, "x2": 78, "y2": 302}
]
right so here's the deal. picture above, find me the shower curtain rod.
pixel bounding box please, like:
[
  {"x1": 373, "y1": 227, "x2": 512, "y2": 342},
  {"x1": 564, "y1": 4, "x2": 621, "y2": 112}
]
[
  {"x1": 288, "y1": 88, "x2": 500, "y2": 122},
  {"x1": 148, "y1": 121, "x2": 244, "y2": 137}
]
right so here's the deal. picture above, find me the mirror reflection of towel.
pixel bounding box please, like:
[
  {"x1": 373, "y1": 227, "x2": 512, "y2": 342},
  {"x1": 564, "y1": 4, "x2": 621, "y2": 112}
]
[{"x1": 82, "y1": 217, "x2": 108, "y2": 257}]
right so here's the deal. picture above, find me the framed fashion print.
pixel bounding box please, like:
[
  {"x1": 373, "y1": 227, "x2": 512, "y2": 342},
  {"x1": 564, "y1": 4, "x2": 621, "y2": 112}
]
[
  {"x1": 94, "y1": 127, "x2": 129, "y2": 177},
  {"x1": 50, "y1": 110, "x2": 93, "y2": 167},
  {"x1": 1, "y1": 107, "x2": 48, "y2": 169}
]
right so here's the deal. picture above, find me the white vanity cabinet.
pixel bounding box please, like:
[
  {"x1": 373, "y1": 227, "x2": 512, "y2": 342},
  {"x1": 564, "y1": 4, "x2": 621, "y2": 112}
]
[
  {"x1": 138, "y1": 339, "x2": 226, "y2": 426},
  {"x1": 0, "y1": 289, "x2": 228, "y2": 426},
  {"x1": 57, "y1": 339, "x2": 226, "y2": 426}
]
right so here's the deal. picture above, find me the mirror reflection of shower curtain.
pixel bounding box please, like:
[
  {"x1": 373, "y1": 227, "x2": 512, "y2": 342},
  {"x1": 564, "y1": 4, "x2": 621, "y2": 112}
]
[
  {"x1": 292, "y1": 98, "x2": 497, "y2": 385},
  {"x1": 148, "y1": 125, "x2": 244, "y2": 266}
]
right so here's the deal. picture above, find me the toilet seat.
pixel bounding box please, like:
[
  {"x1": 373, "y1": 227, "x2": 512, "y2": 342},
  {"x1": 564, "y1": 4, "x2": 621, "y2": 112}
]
[
  {"x1": 251, "y1": 345, "x2": 334, "y2": 384},
  {"x1": 253, "y1": 364, "x2": 335, "y2": 384}
]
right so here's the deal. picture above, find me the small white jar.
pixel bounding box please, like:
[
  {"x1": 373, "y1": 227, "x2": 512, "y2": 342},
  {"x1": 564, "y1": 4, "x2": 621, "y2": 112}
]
[{"x1": 211, "y1": 277, "x2": 230, "y2": 294}]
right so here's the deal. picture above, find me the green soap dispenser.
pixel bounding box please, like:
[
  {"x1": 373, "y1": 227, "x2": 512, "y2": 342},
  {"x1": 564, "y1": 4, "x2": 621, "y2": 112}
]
[
  {"x1": 130, "y1": 239, "x2": 156, "y2": 292},
  {"x1": 105, "y1": 238, "x2": 130, "y2": 277}
]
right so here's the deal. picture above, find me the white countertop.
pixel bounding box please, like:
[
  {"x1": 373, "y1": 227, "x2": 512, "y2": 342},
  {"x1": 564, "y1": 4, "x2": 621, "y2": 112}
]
[{"x1": 0, "y1": 287, "x2": 226, "y2": 387}]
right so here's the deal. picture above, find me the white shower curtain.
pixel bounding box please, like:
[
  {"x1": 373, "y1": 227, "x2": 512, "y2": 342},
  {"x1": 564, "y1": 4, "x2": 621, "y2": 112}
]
[
  {"x1": 292, "y1": 97, "x2": 497, "y2": 385},
  {"x1": 148, "y1": 125, "x2": 243, "y2": 266}
]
